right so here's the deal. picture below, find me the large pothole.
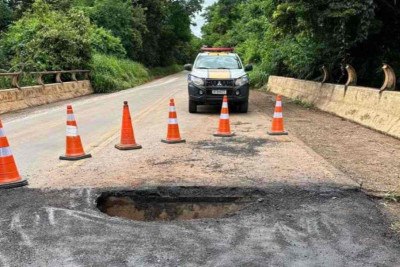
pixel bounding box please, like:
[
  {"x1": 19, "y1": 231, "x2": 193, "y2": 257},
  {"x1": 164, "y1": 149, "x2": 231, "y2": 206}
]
[{"x1": 97, "y1": 187, "x2": 254, "y2": 221}]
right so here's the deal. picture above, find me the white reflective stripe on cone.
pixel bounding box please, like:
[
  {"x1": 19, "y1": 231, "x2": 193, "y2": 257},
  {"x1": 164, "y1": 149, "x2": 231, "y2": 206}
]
[
  {"x1": 67, "y1": 114, "x2": 76, "y2": 121},
  {"x1": 220, "y1": 113, "x2": 230, "y2": 120},
  {"x1": 276, "y1": 101, "x2": 282, "y2": 107},
  {"x1": 168, "y1": 118, "x2": 178, "y2": 125},
  {"x1": 0, "y1": 128, "x2": 5, "y2": 137},
  {"x1": 274, "y1": 112, "x2": 283, "y2": 118},
  {"x1": 66, "y1": 126, "x2": 79, "y2": 136},
  {"x1": 169, "y1": 106, "x2": 176, "y2": 112},
  {"x1": 0, "y1": 147, "x2": 12, "y2": 157},
  {"x1": 222, "y1": 102, "x2": 228, "y2": 108}
]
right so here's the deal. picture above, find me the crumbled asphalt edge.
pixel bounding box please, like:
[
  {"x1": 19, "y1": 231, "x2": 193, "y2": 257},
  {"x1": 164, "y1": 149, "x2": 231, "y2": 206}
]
[{"x1": 194, "y1": 137, "x2": 273, "y2": 156}]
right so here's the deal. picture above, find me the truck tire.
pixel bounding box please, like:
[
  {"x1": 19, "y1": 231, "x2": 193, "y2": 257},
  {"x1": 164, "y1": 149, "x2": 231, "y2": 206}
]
[
  {"x1": 189, "y1": 100, "x2": 197, "y2": 113},
  {"x1": 239, "y1": 101, "x2": 248, "y2": 113}
]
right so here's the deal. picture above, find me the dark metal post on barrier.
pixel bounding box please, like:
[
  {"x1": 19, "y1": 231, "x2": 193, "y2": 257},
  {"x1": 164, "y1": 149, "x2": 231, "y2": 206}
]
[{"x1": 380, "y1": 64, "x2": 396, "y2": 93}]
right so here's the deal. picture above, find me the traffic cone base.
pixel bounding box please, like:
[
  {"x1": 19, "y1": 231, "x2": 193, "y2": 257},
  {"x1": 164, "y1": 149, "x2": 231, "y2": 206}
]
[
  {"x1": 59, "y1": 153, "x2": 92, "y2": 161},
  {"x1": 267, "y1": 131, "x2": 288, "y2": 136},
  {"x1": 0, "y1": 179, "x2": 28, "y2": 190},
  {"x1": 214, "y1": 133, "x2": 235, "y2": 137},
  {"x1": 115, "y1": 144, "x2": 142, "y2": 150},
  {"x1": 161, "y1": 138, "x2": 186, "y2": 144}
]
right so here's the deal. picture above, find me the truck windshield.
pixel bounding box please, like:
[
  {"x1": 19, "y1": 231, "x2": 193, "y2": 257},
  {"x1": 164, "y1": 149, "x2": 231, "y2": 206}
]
[{"x1": 194, "y1": 55, "x2": 242, "y2": 70}]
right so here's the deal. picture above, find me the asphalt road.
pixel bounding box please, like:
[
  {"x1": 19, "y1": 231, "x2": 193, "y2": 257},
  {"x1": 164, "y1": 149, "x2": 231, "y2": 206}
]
[
  {"x1": 1, "y1": 186, "x2": 400, "y2": 266},
  {"x1": 1, "y1": 73, "x2": 400, "y2": 266},
  {"x1": 2, "y1": 73, "x2": 185, "y2": 180}
]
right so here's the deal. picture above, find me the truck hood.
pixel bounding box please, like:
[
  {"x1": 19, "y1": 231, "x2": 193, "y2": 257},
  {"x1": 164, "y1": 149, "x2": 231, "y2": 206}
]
[{"x1": 191, "y1": 69, "x2": 246, "y2": 79}]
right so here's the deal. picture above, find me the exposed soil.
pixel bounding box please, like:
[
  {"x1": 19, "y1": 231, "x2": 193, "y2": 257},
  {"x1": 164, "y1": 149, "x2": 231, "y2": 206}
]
[{"x1": 97, "y1": 188, "x2": 253, "y2": 221}]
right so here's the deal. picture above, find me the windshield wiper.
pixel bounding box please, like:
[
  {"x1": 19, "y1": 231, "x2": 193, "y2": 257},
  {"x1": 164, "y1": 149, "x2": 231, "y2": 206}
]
[
  {"x1": 196, "y1": 67, "x2": 209, "y2": 69},
  {"x1": 217, "y1": 67, "x2": 230, "y2": 69}
]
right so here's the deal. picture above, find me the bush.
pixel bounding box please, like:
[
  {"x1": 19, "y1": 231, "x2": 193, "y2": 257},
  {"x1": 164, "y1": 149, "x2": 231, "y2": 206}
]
[
  {"x1": 0, "y1": 0, "x2": 92, "y2": 71},
  {"x1": 90, "y1": 53, "x2": 150, "y2": 93},
  {"x1": 149, "y1": 64, "x2": 182, "y2": 78},
  {"x1": 89, "y1": 27, "x2": 127, "y2": 58}
]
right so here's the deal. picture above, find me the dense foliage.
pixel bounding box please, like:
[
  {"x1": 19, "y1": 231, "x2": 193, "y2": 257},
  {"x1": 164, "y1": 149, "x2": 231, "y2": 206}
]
[
  {"x1": 0, "y1": 0, "x2": 92, "y2": 71},
  {"x1": 90, "y1": 53, "x2": 149, "y2": 93},
  {"x1": 202, "y1": 0, "x2": 400, "y2": 87},
  {"x1": 0, "y1": 0, "x2": 203, "y2": 91}
]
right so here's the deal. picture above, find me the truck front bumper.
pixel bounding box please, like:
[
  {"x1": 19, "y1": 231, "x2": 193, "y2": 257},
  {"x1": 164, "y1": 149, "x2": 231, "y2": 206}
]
[{"x1": 189, "y1": 84, "x2": 249, "y2": 105}]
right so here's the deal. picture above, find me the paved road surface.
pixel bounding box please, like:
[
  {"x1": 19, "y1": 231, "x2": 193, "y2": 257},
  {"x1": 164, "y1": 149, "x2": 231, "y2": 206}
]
[
  {"x1": 1, "y1": 72, "x2": 399, "y2": 266},
  {"x1": 2, "y1": 74, "x2": 185, "y2": 181}
]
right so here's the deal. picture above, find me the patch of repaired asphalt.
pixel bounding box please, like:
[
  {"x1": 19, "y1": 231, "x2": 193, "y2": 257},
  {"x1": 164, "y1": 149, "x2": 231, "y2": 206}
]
[
  {"x1": 194, "y1": 137, "x2": 273, "y2": 156},
  {"x1": 1, "y1": 185, "x2": 399, "y2": 266}
]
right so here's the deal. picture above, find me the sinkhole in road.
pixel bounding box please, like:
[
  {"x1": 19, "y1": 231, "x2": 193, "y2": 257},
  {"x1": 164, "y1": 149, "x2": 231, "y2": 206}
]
[{"x1": 97, "y1": 187, "x2": 253, "y2": 221}]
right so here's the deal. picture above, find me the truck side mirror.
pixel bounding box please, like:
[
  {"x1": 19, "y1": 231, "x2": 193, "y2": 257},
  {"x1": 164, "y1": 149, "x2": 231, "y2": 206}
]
[
  {"x1": 184, "y1": 64, "x2": 193, "y2": 71},
  {"x1": 245, "y1": 64, "x2": 253, "y2": 72}
]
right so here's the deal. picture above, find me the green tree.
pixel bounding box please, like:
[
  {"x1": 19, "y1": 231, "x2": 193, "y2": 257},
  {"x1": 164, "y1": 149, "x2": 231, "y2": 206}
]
[
  {"x1": 202, "y1": 0, "x2": 399, "y2": 87},
  {"x1": 88, "y1": 0, "x2": 147, "y2": 59},
  {"x1": 135, "y1": 0, "x2": 203, "y2": 66},
  {"x1": 0, "y1": 0, "x2": 13, "y2": 32}
]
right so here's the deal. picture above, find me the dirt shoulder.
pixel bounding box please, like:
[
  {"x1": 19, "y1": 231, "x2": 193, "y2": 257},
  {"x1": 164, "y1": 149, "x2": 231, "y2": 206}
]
[
  {"x1": 251, "y1": 89, "x2": 400, "y2": 196},
  {"x1": 251, "y1": 89, "x2": 400, "y2": 227}
]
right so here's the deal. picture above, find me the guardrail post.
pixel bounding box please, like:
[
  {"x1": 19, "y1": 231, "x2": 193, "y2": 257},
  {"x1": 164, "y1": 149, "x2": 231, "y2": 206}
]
[
  {"x1": 11, "y1": 73, "x2": 21, "y2": 89},
  {"x1": 321, "y1": 65, "x2": 330, "y2": 84},
  {"x1": 56, "y1": 72, "x2": 63, "y2": 83},
  {"x1": 345, "y1": 64, "x2": 357, "y2": 87},
  {"x1": 380, "y1": 64, "x2": 396, "y2": 93},
  {"x1": 36, "y1": 73, "x2": 44, "y2": 85},
  {"x1": 71, "y1": 72, "x2": 77, "y2": 82}
]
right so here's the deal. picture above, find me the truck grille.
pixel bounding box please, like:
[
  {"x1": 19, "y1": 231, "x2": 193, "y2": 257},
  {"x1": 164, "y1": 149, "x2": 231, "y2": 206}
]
[{"x1": 205, "y1": 79, "x2": 234, "y2": 87}]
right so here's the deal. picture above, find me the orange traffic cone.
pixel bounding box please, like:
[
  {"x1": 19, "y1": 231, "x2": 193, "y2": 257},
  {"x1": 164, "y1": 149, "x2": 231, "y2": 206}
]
[
  {"x1": 115, "y1": 101, "x2": 142, "y2": 150},
  {"x1": 59, "y1": 105, "x2": 92, "y2": 160},
  {"x1": 0, "y1": 119, "x2": 27, "y2": 189},
  {"x1": 214, "y1": 95, "x2": 234, "y2": 137},
  {"x1": 162, "y1": 99, "x2": 186, "y2": 144},
  {"x1": 268, "y1": 95, "x2": 288, "y2": 135}
]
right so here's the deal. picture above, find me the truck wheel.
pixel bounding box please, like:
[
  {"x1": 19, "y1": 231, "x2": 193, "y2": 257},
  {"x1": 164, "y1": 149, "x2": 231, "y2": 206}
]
[
  {"x1": 239, "y1": 102, "x2": 248, "y2": 113},
  {"x1": 189, "y1": 100, "x2": 197, "y2": 113}
]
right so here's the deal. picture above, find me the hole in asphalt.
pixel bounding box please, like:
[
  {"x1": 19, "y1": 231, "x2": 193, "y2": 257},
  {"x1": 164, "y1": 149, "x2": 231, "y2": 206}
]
[{"x1": 97, "y1": 187, "x2": 254, "y2": 221}]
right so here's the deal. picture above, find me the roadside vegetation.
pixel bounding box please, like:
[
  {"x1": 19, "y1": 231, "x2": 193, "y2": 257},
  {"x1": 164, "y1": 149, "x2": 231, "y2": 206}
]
[
  {"x1": 0, "y1": 0, "x2": 204, "y2": 92},
  {"x1": 291, "y1": 98, "x2": 314, "y2": 109},
  {"x1": 201, "y1": 0, "x2": 400, "y2": 88}
]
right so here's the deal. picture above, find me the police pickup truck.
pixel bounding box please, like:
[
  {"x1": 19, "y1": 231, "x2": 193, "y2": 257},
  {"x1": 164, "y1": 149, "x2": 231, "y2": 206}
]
[{"x1": 184, "y1": 47, "x2": 253, "y2": 113}]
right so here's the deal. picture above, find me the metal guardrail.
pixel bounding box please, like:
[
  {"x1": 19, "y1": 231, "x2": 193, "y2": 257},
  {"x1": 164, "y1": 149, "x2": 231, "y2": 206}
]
[{"x1": 0, "y1": 70, "x2": 90, "y2": 89}]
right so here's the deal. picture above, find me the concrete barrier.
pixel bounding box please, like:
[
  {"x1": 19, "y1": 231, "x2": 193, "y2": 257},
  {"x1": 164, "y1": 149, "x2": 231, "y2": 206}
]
[
  {"x1": 267, "y1": 75, "x2": 400, "y2": 139},
  {"x1": 0, "y1": 81, "x2": 93, "y2": 114}
]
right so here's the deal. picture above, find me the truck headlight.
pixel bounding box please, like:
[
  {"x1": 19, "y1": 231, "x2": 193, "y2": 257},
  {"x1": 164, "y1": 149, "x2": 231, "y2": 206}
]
[
  {"x1": 189, "y1": 75, "x2": 205, "y2": 86},
  {"x1": 235, "y1": 76, "x2": 249, "y2": 86}
]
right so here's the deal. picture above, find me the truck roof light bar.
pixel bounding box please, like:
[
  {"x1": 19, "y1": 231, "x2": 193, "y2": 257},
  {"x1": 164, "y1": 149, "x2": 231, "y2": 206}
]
[{"x1": 201, "y1": 47, "x2": 234, "y2": 52}]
